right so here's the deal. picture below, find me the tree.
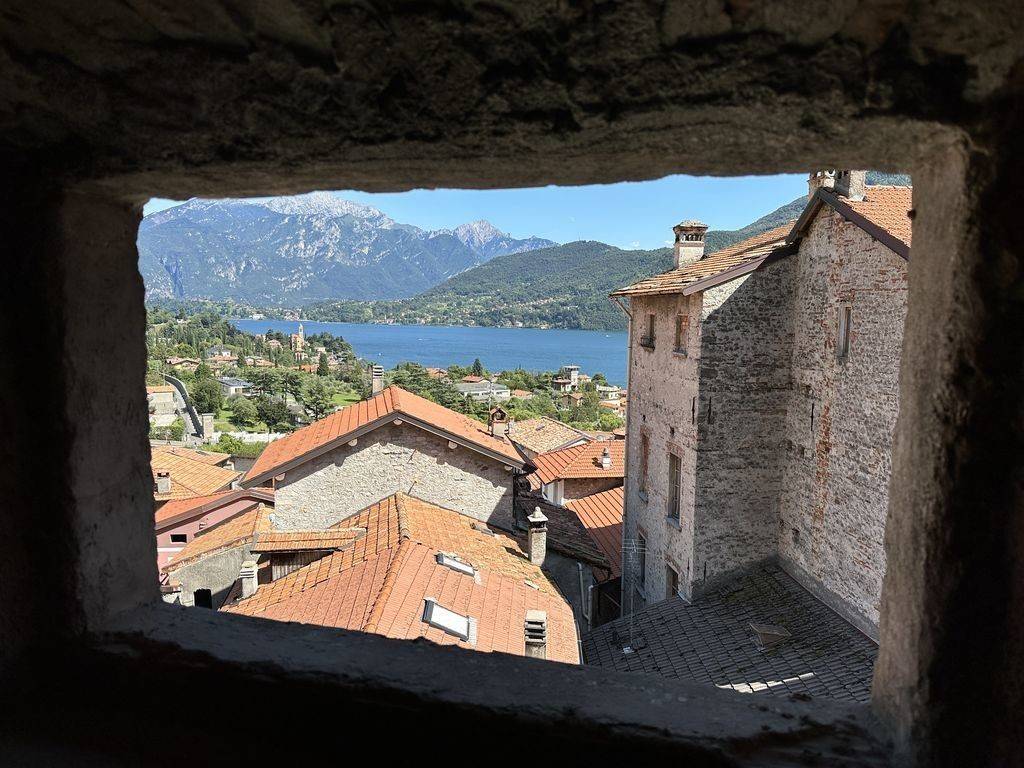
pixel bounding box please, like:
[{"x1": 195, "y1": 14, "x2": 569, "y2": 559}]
[
  {"x1": 255, "y1": 396, "x2": 293, "y2": 431},
  {"x1": 317, "y1": 352, "x2": 330, "y2": 377},
  {"x1": 194, "y1": 362, "x2": 213, "y2": 381},
  {"x1": 191, "y1": 378, "x2": 223, "y2": 415},
  {"x1": 249, "y1": 369, "x2": 278, "y2": 395},
  {"x1": 229, "y1": 397, "x2": 258, "y2": 428},
  {"x1": 281, "y1": 370, "x2": 304, "y2": 403},
  {"x1": 300, "y1": 377, "x2": 333, "y2": 420},
  {"x1": 471, "y1": 358, "x2": 485, "y2": 377}
]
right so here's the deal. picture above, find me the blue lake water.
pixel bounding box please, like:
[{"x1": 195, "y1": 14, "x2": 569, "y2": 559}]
[{"x1": 232, "y1": 320, "x2": 629, "y2": 386}]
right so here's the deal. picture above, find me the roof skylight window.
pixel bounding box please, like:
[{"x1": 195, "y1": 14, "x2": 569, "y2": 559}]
[
  {"x1": 422, "y1": 598, "x2": 476, "y2": 643},
  {"x1": 436, "y1": 552, "x2": 475, "y2": 576}
]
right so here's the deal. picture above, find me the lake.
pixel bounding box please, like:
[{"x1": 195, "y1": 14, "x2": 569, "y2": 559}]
[{"x1": 232, "y1": 320, "x2": 629, "y2": 386}]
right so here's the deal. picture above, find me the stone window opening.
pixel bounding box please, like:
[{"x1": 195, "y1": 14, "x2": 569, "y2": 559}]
[
  {"x1": 666, "y1": 564, "x2": 679, "y2": 599},
  {"x1": 837, "y1": 304, "x2": 853, "y2": 362},
  {"x1": 170, "y1": 533, "x2": 187, "y2": 543},
  {"x1": 674, "y1": 314, "x2": 689, "y2": 356},
  {"x1": 640, "y1": 313, "x2": 656, "y2": 348},
  {"x1": 639, "y1": 432, "x2": 649, "y2": 495},
  {"x1": 667, "y1": 453, "x2": 682, "y2": 522},
  {"x1": 193, "y1": 589, "x2": 213, "y2": 609}
]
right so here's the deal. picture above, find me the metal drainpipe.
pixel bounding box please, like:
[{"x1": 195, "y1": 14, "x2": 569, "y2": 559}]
[{"x1": 610, "y1": 295, "x2": 633, "y2": 605}]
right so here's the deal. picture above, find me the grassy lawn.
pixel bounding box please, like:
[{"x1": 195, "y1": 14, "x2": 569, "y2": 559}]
[
  {"x1": 332, "y1": 389, "x2": 361, "y2": 407},
  {"x1": 215, "y1": 406, "x2": 270, "y2": 433}
]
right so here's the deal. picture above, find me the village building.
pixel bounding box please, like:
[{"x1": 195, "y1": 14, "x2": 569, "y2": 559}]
[
  {"x1": 289, "y1": 323, "x2": 306, "y2": 360},
  {"x1": 510, "y1": 388, "x2": 534, "y2": 400},
  {"x1": 217, "y1": 376, "x2": 253, "y2": 397},
  {"x1": 505, "y1": 417, "x2": 591, "y2": 461},
  {"x1": 565, "y1": 486, "x2": 624, "y2": 628},
  {"x1": 242, "y1": 385, "x2": 528, "y2": 530},
  {"x1": 557, "y1": 391, "x2": 585, "y2": 410},
  {"x1": 425, "y1": 367, "x2": 449, "y2": 381},
  {"x1": 531, "y1": 440, "x2": 625, "y2": 505},
  {"x1": 219, "y1": 492, "x2": 582, "y2": 664},
  {"x1": 552, "y1": 364, "x2": 580, "y2": 393},
  {"x1": 608, "y1": 171, "x2": 910, "y2": 644},
  {"x1": 164, "y1": 356, "x2": 201, "y2": 372},
  {"x1": 146, "y1": 384, "x2": 177, "y2": 428},
  {"x1": 151, "y1": 445, "x2": 239, "y2": 509},
  {"x1": 455, "y1": 380, "x2": 512, "y2": 402}
]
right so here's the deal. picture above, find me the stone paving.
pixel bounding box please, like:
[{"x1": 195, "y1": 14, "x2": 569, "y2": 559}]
[{"x1": 582, "y1": 561, "x2": 877, "y2": 703}]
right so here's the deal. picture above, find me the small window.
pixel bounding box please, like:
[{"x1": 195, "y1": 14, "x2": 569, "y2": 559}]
[
  {"x1": 193, "y1": 589, "x2": 213, "y2": 609},
  {"x1": 639, "y1": 433, "x2": 649, "y2": 493},
  {"x1": 674, "y1": 314, "x2": 689, "y2": 354},
  {"x1": 436, "y1": 552, "x2": 475, "y2": 577},
  {"x1": 170, "y1": 533, "x2": 188, "y2": 543},
  {"x1": 638, "y1": 533, "x2": 647, "y2": 588},
  {"x1": 667, "y1": 453, "x2": 682, "y2": 520},
  {"x1": 640, "y1": 313, "x2": 656, "y2": 348},
  {"x1": 666, "y1": 565, "x2": 679, "y2": 599},
  {"x1": 837, "y1": 305, "x2": 852, "y2": 361},
  {"x1": 422, "y1": 598, "x2": 476, "y2": 642}
]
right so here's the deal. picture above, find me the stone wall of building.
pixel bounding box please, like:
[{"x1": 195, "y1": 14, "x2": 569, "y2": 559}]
[
  {"x1": 623, "y1": 292, "x2": 702, "y2": 605},
  {"x1": 274, "y1": 424, "x2": 515, "y2": 530},
  {"x1": 776, "y1": 208, "x2": 908, "y2": 635},
  {"x1": 563, "y1": 476, "x2": 622, "y2": 502},
  {"x1": 690, "y1": 256, "x2": 798, "y2": 589},
  {"x1": 167, "y1": 543, "x2": 253, "y2": 609}
]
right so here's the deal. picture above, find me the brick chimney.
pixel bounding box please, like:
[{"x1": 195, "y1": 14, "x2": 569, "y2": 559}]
[
  {"x1": 600, "y1": 446, "x2": 612, "y2": 470},
  {"x1": 834, "y1": 170, "x2": 867, "y2": 201},
  {"x1": 240, "y1": 560, "x2": 258, "y2": 599},
  {"x1": 367, "y1": 363, "x2": 385, "y2": 395},
  {"x1": 672, "y1": 220, "x2": 708, "y2": 268},
  {"x1": 524, "y1": 610, "x2": 548, "y2": 659},
  {"x1": 155, "y1": 471, "x2": 171, "y2": 495},
  {"x1": 527, "y1": 507, "x2": 548, "y2": 566},
  {"x1": 808, "y1": 169, "x2": 836, "y2": 198},
  {"x1": 489, "y1": 406, "x2": 510, "y2": 438}
]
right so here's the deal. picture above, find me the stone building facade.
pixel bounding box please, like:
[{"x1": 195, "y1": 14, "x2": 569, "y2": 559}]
[
  {"x1": 273, "y1": 423, "x2": 517, "y2": 530},
  {"x1": 614, "y1": 174, "x2": 910, "y2": 636}
]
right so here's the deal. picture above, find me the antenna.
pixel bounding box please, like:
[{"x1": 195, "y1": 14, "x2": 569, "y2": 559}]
[{"x1": 620, "y1": 536, "x2": 647, "y2": 654}]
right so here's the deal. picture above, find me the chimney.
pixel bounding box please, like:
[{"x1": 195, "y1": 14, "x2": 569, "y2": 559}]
[
  {"x1": 240, "y1": 560, "x2": 258, "y2": 599},
  {"x1": 489, "y1": 407, "x2": 510, "y2": 438},
  {"x1": 672, "y1": 220, "x2": 708, "y2": 268},
  {"x1": 808, "y1": 169, "x2": 836, "y2": 199},
  {"x1": 367, "y1": 363, "x2": 385, "y2": 395},
  {"x1": 600, "y1": 446, "x2": 612, "y2": 470},
  {"x1": 834, "y1": 170, "x2": 867, "y2": 201},
  {"x1": 524, "y1": 610, "x2": 548, "y2": 659},
  {"x1": 155, "y1": 471, "x2": 171, "y2": 495},
  {"x1": 527, "y1": 507, "x2": 548, "y2": 566}
]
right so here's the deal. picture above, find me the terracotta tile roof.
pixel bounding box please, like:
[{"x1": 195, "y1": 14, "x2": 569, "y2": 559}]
[
  {"x1": 244, "y1": 386, "x2": 524, "y2": 484},
  {"x1": 224, "y1": 493, "x2": 579, "y2": 663},
  {"x1": 163, "y1": 504, "x2": 273, "y2": 570},
  {"x1": 845, "y1": 186, "x2": 912, "y2": 248},
  {"x1": 154, "y1": 488, "x2": 274, "y2": 527},
  {"x1": 532, "y1": 441, "x2": 625, "y2": 485},
  {"x1": 566, "y1": 487, "x2": 623, "y2": 578},
  {"x1": 151, "y1": 447, "x2": 240, "y2": 501},
  {"x1": 146, "y1": 385, "x2": 175, "y2": 394},
  {"x1": 154, "y1": 445, "x2": 231, "y2": 466},
  {"x1": 612, "y1": 223, "x2": 794, "y2": 298},
  {"x1": 507, "y1": 417, "x2": 589, "y2": 454},
  {"x1": 250, "y1": 528, "x2": 365, "y2": 553}
]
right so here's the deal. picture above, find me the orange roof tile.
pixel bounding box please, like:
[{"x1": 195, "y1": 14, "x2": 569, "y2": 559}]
[
  {"x1": 251, "y1": 529, "x2": 365, "y2": 553},
  {"x1": 146, "y1": 385, "x2": 175, "y2": 394},
  {"x1": 845, "y1": 186, "x2": 912, "y2": 248},
  {"x1": 507, "y1": 417, "x2": 589, "y2": 454},
  {"x1": 532, "y1": 441, "x2": 625, "y2": 485},
  {"x1": 163, "y1": 504, "x2": 273, "y2": 570},
  {"x1": 151, "y1": 447, "x2": 240, "y2": 501},
  {"x1": 224, "y1": 493, "x2": 578, "y2": 663},
  {"x1": 612, "y1": 223, "x2": 793, "y2": 298},
  {"x1": 154, "y1": 488, "x2": 274, "y2": 527},
  {"x1": 566, "y1": 487, "x2": 623, "y2": 578},
  {"x1": 244, "y1": 386, "x2": 524, "y2": 484}
]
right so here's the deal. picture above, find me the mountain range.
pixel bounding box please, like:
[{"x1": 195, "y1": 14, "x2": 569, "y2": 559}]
[{"x1": 139, "y1": 192, "x2": 555, "y2": 304}]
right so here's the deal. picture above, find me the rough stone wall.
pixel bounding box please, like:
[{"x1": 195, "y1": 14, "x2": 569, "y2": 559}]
[
  {"x1": 777, "y1": 208, "x2": 908, "y2": 634},
  {"x1": 563, "y1": 476, "x2": 622, "y2": 502},
  {"x1": 274, "y1": 424, "x2": 515, "y2": 530},
  {"x1": 167, "y1": 544, "x2": 252, "y2": 609},
  {"x1": 690, "y1": 257, "x2": 798, "y2": 588},
  {"x1": 623, "y1": 293, "x2": 701, "y2": 605}
]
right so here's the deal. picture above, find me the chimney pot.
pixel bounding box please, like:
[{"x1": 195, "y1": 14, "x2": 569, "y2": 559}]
[
  {"x1": 239, "y1": 560, "x2": 258, "y2": 599},
  {"x1": 600, "y1": 447, "x2": 612, "y2": 470},
  {"x1": 524, "y1": 609, "x2": 548, "y2": 659},
  {"x1": 367, "y1": 363, "x2": 385, "y2": 395},
  {"x1": 808, "y1": 169, "x2": 836, "y2": 199},
  {"x1": 488, "y1": 407, "x2": 510, "y2": 438},
  {"x1": 672, "y1": 220, "x2": 708, "y2": 268},
  {"x1": 527, "y1": 507, "x2": 548, "y2": 566},
  {"x1": 155, "y1": 471, "x2": 172, "y2": 495}
]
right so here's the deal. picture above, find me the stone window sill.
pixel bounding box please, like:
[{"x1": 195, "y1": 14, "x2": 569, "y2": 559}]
[
  {"x1": 673, "y1": 349, "x2": 689, "y2": 358},
  {"x1": 638, "y1": 338, "x2": 656, "y2": 350}
]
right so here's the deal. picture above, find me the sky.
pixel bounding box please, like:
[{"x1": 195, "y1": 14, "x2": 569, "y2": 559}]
[{"x1": 143, "y1": 173, "x2": 807, "y2": 250}]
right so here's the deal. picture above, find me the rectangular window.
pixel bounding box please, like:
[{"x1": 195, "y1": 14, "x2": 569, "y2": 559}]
[
  {"x1": 667, "y1": 453, "x2": 681, "y2": 520},
  {"x1": 638, "y1": 533, "x2": 647, "y2": 589},
  {"x1": 436, "y1": 553, "x2": 475, "y2": 577},
  {"x1": 422, "y1": 598, "x2": 476, "y2": 642},
  {"x1": 674, "y1": 314, "x2": 689, "y2": 354},
  {"x1": 170, "y1": 533, "x2": 188, "y2": 543},
  {"x1": 666, "y1": 565, "x2": 679, "y2": 599},
  {"x1": 837, "y1": 305, "x2": 852, "y2": 361},
  {"x1": 640, "y1": 313, "x2": 656, "y2": 348},
  {"x1": 639, "y1": 433, "x2": 649, "y2": 493}
]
